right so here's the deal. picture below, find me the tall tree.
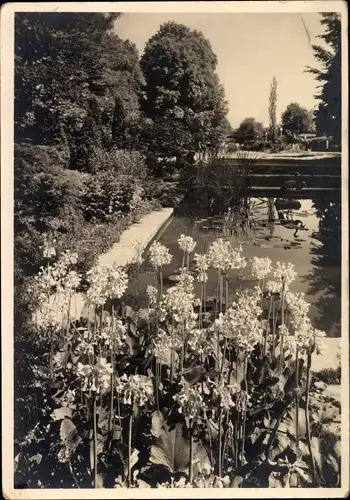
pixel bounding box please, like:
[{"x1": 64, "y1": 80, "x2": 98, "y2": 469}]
[
  {"x1": 269, "y1": 76, "x2": 278, "y2": 142},
  {"x1": 235, "y1": 117, "x2": 264, "y2": 143},
  {"x1": 140, "y1": 22, "x2": 228, "y2": 171},
  {"x1": 281, "y1": 102, "x2": 310, "y2": 135},
  {"x1": 306, "y1": 13, "x2": 341, "y2": 146},
  {"x1": 15, "y1": 13, "x2": 144, "y2": 156}
]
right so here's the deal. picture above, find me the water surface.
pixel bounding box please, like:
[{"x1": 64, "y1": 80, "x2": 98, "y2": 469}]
[{"x1": 127, "y1": 195, "x2": 341, "y2": 338}]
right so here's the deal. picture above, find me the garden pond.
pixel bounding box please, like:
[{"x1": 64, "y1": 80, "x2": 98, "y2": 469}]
[{"x1": 126, "y1": 195, "x2": 341, "y2": 338}]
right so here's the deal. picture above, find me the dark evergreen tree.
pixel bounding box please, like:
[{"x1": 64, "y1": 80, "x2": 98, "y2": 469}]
[{"x1": 306, "y1": 13, "x2": 341, "y2": 146}]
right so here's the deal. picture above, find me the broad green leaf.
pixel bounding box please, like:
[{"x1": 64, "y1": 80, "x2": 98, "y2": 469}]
[
  {"x1": 151, "y1": 410, "x2": 165, "y2": 438},
  {"x1": 60, "y1": 418, "x2": 81, "y2": 452},
  {"x1": 149, "y1": 422, "x2": 210, "y2": 475}
]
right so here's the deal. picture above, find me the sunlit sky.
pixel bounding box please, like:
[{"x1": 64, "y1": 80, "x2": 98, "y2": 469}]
[{"x1": 114, "y1": 13, "x2": 325, "y2": 128}]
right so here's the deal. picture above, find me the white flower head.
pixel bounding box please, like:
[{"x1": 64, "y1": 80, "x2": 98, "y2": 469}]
[
  {"x1": 207, "y1": 239, "x2": 246, "y2": 272},
  {"x1": 194, "y1": 253, "x2": 209, "y2": 282},
  {"x1": 149, "y1": 242, "x2": 172, "y2": 268},
  {"x1": 251, "y1": 256, "x2": 272, "y2": 281},
  {"x1": 178, "y1": 234, "x2": 196, "y2": 254},
  {"x1": 132, "y1": 239, "x2": 144, "y2": 266},
  {"x1": 273, "y1": 261, "x2": 297, "y2": 289},
  {"x1": 146, "y1": 285, "x2": 158, "y2": 306}
]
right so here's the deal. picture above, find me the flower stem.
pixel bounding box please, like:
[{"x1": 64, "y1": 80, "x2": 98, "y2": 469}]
[
  {"x1": 92, "y1": 393, "x2": 98, "y2": 488},
  {"x1": 225, "y1": 273, "x2": 229, "y2": 312},
  {"x1": 218, "y1": 408, "x2": 223, "y2": 477},
  {"x1": 128, "y1": 411, "x2": 133, "y2": 487},
  {"x1": 264, "y1": 296, "x2": 273, "y2": 355},
  {"x1": 295, "y1": 347, "x2": 299, "y2": 448},
  {"x1": 220, "y1": 272, "x2": 225, "y2": 314},
  {"x1": 189, "y1": 419, "x2": 194, "y2": 483},
  {"x1": 108, "y1": 307, "x2": 115, "y2": 444},
  {"x1": 305, "y1": 352, "x2": 317, "y2": 485},
  {"x1": 215, "y1": 269, "x2": 220, "y2": 320},
  {"x1": 160, "y1": 269, "x2": 163, "y2": 298},
  {"x1": 117, "y1": 393, "x2": 123, "y2": 443},
  {"x1": 199, "y1": 282, "x2": 203, "y2": 329},
  {"x1": 272, "y1": 300, "x2": 276, "y2": 358},
  {"x1": 279, "y1": 284, "x2": 286, "y2": 374},
  {"x1": 220, "y1": 337, "x2": 227, "y2": 379}
]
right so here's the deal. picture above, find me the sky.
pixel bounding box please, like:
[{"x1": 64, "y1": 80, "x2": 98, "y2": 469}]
[{"x1": 114, "y1": 12, "x2": 325, "y2": 128}]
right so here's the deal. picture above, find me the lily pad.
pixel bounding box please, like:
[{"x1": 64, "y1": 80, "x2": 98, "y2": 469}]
[{"x1": 168, "y1": 275, "x2": 180, "y2": 282}]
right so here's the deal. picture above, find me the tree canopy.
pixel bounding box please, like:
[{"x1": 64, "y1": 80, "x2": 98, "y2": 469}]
[
  {"x1": 306, "y1": 13, "x2": 341, "y2": 146},
  {"x1": 15, "y1": 12, "x2": 144, "y2": 166},
  {"x1": 234, "y1": 117, "x2": 264, "y2": 143},
  {"x1": 140, "y1": 22, "x2": 229, "y2": 167},
  {"x1": 281, "y1": 102, "x2": 311, "y2": 135}
]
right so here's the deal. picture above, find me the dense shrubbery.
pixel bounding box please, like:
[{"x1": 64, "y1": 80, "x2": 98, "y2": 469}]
[
  {"x1": 14, "y1": 237, "x2": 341, "y2": 488},
  {"x1": 14, "y1": 14, "x2": 230, "y2": 321}
]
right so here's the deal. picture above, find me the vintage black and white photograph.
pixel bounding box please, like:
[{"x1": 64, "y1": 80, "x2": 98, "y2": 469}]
[{"x1": 1, "y1": 1, "x2": 348, "y2": 497}]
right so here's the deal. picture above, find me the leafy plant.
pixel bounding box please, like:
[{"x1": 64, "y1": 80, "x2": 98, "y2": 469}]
[{"x1": 14, "y1": 235, "x2": 340, "y2": 489}]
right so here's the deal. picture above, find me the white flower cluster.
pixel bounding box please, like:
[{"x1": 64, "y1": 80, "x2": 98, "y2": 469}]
[
  {"x1": 149, "y1": 242, "x2": 172, "y2": 268},
  {"x1": 296, "y1": 318, "x2": 326, "y2": 355},
  {"x1": 284, "y1": 291, "x2": 325, "y2": 354},
  {"x1": 76, "y1": 357, "x2": 113, "y2": 394},
  {"x1": 207, "y1": 239, "x2": 246, "y2": 272},
  {"x1": 131, "y1": 239, "x2": 144, "y2": 266},
  {"x1": 215, "y1": 289, "x2": 263, "y2": 353},
  {"x1": 213, "y1": 380, "x2": 238, "y2": 412},
  {"x1": 286, "y1": 291, "x2": 310, "y2": 329},
  {"x1": 37, "y1": 302, "x2": 61, "y2": 330},
  {"x1": 265, "y1": 280, "x2": 282, "y2": 294},
  {"x1": 115, "y1": 374, "x2": 154, "y2": 407},
  {"x1": 152, "y1": 327, "x2": 182, "y2": 358},
  {"x1": 194, "y1": 253, "x2": 209, "y2": 283},
  {"x1": 251, "y1": 256, "x2": 272, "y2": 281},
  {"x1": 176, "y1": 268, "x2": 195, "y2": 294},
  {"x1": 86, "y1": 263, "x2": 128, "y2": 306},
  {"x1": 146, "y1": 285, "x2": 158, "y2": 307},
  {"x1": 161, "y1": 283, "x2": 197, "y2": 324},
  {"x1": 273, "y1": 261, "x2": 297, "y2": 289},
  {"x1": 41, "y1": 234, "x2": 57, "y2": 260},
  {"x1": 173, "y1": 379, "x2": 205, "y2": 419},
  {"x1": 33, "y1": 250, "x2": 80, "y2": 315},
  {"x1": 178, "y1": 234, "x2": 196, "y2": 254},
  {"x1": 99, "y1": 317, "x2": 126, "y2": 348}
]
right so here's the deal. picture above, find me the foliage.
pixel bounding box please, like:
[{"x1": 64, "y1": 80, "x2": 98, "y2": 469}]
[
  {"x1": 306, "y1": 13, "x2": 341, "y2": 146},
  {"x1": 14, "y1": 14, "x2": 160, "y2": 333},
  {"x1": 192, "y1": 152, "x2": 256, "y2": 213},
  {"x1": 15, "y1": 236, "x2": 340, "y2": 489},
  {"x1": 140, "y1": 22, "x2": 229, "y2": 173},
  {"x1": 234, "y1": 118, "x2": 264, "y2": 144},
  {"x1": 281, "y1": 103, "x2": 311, "y2": 136},
  {"x1": 315, "y1": 367, "x2": 341, "y2": 386},
  {"x1": 15, "y1": 13, "x2": 143, "y2": 153},
  {"x1": 269, "y1": 77, "x2": 278, "y2": 143}
]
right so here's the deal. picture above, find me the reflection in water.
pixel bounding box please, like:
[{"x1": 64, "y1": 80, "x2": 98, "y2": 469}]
[{"x1": 302, "y1": 194, "x2": 341, "y2": 337}]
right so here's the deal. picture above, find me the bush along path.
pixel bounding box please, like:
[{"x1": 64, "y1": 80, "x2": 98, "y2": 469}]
[
  {"x1": 33, "y1": 208, "x2": 173, "y2": 327},
  {"x1": 15, "y1": 236, "x2": 341, "y2": 489}
]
